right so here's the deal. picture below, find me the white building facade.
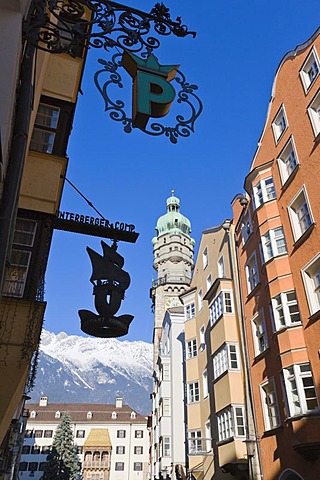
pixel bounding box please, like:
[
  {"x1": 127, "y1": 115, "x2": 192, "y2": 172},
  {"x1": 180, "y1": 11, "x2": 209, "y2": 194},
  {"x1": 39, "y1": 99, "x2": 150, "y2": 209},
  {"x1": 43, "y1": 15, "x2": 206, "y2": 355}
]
[{"x1": 19, "y1": 397, "x2": 149, "y2": 480}]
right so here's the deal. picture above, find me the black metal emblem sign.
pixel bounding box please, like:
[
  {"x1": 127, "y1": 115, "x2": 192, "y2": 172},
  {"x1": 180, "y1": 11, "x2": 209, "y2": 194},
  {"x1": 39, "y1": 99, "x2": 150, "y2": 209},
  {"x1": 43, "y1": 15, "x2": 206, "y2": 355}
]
[{"x1": 79, "y1": 241, "x2": 133, "y2": 338}]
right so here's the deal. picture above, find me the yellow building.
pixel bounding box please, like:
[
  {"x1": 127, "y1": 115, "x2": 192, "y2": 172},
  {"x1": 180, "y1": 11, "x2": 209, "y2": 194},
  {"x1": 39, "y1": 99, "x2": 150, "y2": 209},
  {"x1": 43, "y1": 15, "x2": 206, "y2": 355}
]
[{"x1": 0, "y1": 2, "x2": 89, "y2": 473}]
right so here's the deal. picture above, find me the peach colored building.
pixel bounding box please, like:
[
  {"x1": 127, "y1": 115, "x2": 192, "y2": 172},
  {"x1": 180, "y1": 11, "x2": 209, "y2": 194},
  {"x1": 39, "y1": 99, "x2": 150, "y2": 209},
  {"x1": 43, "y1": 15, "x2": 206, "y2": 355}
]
[{"x1": 232, "y1": 28, "x2": 320, "y2": 480}]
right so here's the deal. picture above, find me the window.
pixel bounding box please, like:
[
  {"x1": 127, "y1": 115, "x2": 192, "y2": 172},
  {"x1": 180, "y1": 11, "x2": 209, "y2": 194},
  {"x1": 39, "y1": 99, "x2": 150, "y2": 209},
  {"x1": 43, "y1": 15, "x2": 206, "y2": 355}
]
[
  {"x1": 198, "y1": 289, "x2": 203, "y2": 311},
  {"x1": 283, "y1": 363, "x2": 318, "y2": 416},
  {"x1": 260, "y1": 379, "x2": 281, "y2": 430},
  {"x1": 185, "y1": 302, "x2": 195, "y2": 320},
  {"x1": 76, "y1": 430, "x2": 85, "y2": 438},
  {"x1": 271, "y1": 291, "x2": 301, "y2": 330},
  {"x1": 205, "y1": 422, "x2": 211, "y2": 452},
  {"x1": 188, "y1": 381, "x2": 200, "y2": 403},
  {"x1": 116, "y1": 446, "x2": 125, "y2": 454},
  {"x1": 19, "y1": 462, "x2": 28, "y2": 471},
  {"x1": 218, "y1": 256, "x2": 226, "y2": 277},
  {"x1": 301, "y1": 254, "x2": 320, "y2": 315},
  {"x1": 206, "y1": 274, "x2": 212, "y2": 290},
  {"x1": 30, "y1": 410, "x2": 36, "y2": 418},
  {"x1": 203, "y1": 247, "x2": 208, "y2": 269},
  {"x1": 300, "y1": 46, "x2": 320, "y2": 92},
  {"x1": 253, "y1": 177, "x2": 276, "y2": 209},
  {"x1": 288, "y1": 187, "x2": 313, "y2": 241},
  {"x1": 213, "y1": 344, "x2": 239, "y2": 379},
  {"x1": 117, "y1": 430, "x2": 126, "y2": 438},
  {"x1": 134, "y1": 446, "x2": 143, "y2": 455},
  {"x1": 131, "y1": 411, "x2": 136, "y2": 419},
  {"x1": 209, "y1": 291, "x2": 233, "y2": 325},
  {"x1": 112, "y1": 411, "x2": 117, "y2": 419},
  {"x1": 246, "y1": 253, "x2": 259, "y2": 294},
  {"x1": 87, "y1": 411, "x2": 93, "y2": 419},
  {"x1": 278, "y1": 137, "x2": 299, "y2": 183},
  {"x1": 135, "y1": 430, "x2": 143, "y2": 438},
  {"x1": 25, "y1": 430, "x2": 33, "y2": 438},
  {"x1": 3, "y1": 218, "x2": 37, "y2": 297},
  {"x1": 162, "y1": 363, "x2": 170, "y2": 381},
  {"x1": 133, "y1": 462, "x2": 143, "y2": 471},
  {"x1": 28, "y1": 462, "x2": 38, "y2": 472},
  {"x1": 41, "y1": 446, "x2": 51, "y2": 455},
  {"x1": 241, "y1": 211, "x2": 252, "y2": 244},
  {"x1": 115, "y1": 462, "x2": 124, "y2": 471},
  {"x1": 261, "y1": 227, "x2": 287, "y2": 263},
  {"x1": 44, "y1": 430, "x2": 53, "y2": 438},
  {"x1": 188, "y1": 431, "x2": 202, "y2": 454},
  {"x1": 202, "y1": 369, "x2": 208, "y2": 398},
  {"x1": 161, "y1": 398, "x2": 171, "y2": 417},
  {"x1": 272, "y1": 104, "x2": 288, "y2": 143},
  {"x1": 308, "y1": 88, "x2": 320, "y2": 136},
  {"x1": 162, "y1": 437, "x2": 171, "y2": 457},
  {"x1": 251, "y1": 311, "x2": 268, "y2": 356},
  {"x1": 31, "y1": 446, "x2": 40, "y2": 455},
  {"x1": 30, "y1": 103, "x2": 60, "y2": 154},
  {"x1": 34, "y1": 430, "x2": 43, "y2": 438},
  {"x1": 55, "y1": 411, "x2": 61, "y2": 419},
  {"x1": 199, "y1": 325, "x2": 205, "y2": 351},
  {"x1": 39, "y1": 463, "x2": 47, "y2": 471},
  {"x1": 186, "y1": 339, "x2": 197, "y2": 359},
  {"x1": 22, "y1": 446, "x2": 31, "y2": 454},
  {"x1": 76, "y1": 446, "x2": 83, "y2": 454},
  {"x1": 217, "y1": 406, "x2": 245, "y2": 442}
]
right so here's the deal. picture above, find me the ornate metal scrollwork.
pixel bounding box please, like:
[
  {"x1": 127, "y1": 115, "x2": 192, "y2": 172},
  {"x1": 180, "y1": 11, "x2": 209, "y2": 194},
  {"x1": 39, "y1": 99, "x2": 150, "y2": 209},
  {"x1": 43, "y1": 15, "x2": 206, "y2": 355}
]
[
  {"x1": 94, "y1": 53, "x2": 203, "y2": 143},
  {"x1": 24, "y1": 0, "x2": 202, "y2": 143}
]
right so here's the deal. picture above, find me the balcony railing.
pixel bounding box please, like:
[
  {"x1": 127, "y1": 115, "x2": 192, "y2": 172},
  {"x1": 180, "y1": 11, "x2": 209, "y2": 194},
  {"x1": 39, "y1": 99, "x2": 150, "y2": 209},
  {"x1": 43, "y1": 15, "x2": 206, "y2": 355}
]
[
  {"x1": 188, "y1": 438, "x2": 211, "y2": 456},
  {"x1": 82, "y1": 461, "x2": 110, "y2": 469}
]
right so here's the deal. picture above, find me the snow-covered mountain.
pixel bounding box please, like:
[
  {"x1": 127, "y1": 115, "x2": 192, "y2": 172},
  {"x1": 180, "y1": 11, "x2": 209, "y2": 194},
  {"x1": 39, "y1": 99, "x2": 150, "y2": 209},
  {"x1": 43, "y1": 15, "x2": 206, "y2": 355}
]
[{"x1": 29, "y1": 330, "x2": 153, "y2": 414}]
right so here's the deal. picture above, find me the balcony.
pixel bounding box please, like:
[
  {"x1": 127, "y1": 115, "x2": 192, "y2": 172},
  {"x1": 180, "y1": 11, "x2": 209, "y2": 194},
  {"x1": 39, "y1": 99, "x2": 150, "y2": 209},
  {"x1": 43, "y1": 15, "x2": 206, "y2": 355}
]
[
  {"x1": 188, "y1": 438, "x2": 210, "y2": 456},
  {"x1": 82, "y1": 461, "x2": 110, "y2": 469}
]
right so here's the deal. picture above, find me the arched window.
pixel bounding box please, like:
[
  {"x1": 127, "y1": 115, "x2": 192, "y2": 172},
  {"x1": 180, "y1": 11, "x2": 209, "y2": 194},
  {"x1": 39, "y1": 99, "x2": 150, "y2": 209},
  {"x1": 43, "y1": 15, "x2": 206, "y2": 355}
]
[
  {"x1": 87, "y1": 411, "x2": 92, "y2": 419},
  {"x1": 279, "y1": 469, "x2": 304, "y2": 480},
  {"x1": 84, "y1": 451, "x2": 92, "y2": 461},
  {"x1": 131, "y1": 411, "x2": 136, "y2": 419},
  {"x1": 55, "y1": 411, "x2": 61, "y2": 419},
  {"x1": 30, "y1": 410, "x2": 37, "y2": 418},
  {"x1": 111, "y1": 411, "x2": 117, "y2": 419}
]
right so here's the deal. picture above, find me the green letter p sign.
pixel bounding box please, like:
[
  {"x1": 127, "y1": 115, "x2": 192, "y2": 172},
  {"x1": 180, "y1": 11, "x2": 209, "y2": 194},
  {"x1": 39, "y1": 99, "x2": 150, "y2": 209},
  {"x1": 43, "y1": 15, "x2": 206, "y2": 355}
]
[{"x1": 122, "y1": 51, "x2": 179, "y2": 130}]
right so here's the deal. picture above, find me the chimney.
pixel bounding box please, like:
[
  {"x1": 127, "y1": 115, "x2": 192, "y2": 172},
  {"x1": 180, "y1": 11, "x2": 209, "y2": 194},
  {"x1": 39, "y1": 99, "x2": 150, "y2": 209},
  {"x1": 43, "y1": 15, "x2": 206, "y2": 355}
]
[
  {"x1": 115, "y1": 397, "x2": 123, "y2": 409},
  {"x1": 39, "y1": 396, "x2": 48, "y2": 407}
]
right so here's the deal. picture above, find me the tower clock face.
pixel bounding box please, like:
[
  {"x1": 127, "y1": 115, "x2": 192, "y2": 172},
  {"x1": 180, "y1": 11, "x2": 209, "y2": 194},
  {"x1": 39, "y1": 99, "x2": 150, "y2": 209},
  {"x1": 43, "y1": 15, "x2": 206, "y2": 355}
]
[{"x1": 165, "y1": 297, "x2": 180, "y2": 308}]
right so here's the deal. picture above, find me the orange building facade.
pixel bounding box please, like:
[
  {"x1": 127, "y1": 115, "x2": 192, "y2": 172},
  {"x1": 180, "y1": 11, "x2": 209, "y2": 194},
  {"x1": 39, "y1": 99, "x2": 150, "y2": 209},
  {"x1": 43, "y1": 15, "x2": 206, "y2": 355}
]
[{"x1": 232, "y1": 29, "x2": 320, "y2": 480}]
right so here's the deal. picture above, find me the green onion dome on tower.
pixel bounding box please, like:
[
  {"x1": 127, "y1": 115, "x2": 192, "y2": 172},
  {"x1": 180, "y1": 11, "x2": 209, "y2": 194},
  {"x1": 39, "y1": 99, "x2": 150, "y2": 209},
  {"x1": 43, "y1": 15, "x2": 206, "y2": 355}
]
[{"x1": 152, "y1": 191, "x2": 193, "y2": 243}]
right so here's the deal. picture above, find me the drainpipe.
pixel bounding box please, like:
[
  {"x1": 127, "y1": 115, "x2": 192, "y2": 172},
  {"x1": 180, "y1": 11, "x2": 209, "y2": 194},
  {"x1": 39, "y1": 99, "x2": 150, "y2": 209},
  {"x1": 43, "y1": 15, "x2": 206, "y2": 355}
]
[
  {"x1": 222, "y1": 220, "x2": 263, "y2": 480},
  {"x1": 0, "y1": 0, "x2": 41, "y2": 296}
]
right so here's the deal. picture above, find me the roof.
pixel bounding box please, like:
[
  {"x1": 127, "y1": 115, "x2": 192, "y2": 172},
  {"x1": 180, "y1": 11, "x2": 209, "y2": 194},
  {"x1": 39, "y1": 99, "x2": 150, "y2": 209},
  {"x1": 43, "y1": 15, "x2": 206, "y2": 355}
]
[
  {"x1": 26, "y1": 403, "x2": 148, "y2": 424},
  {"x1": 84, "y1": 429, "x2": 111, "y2": 448}
]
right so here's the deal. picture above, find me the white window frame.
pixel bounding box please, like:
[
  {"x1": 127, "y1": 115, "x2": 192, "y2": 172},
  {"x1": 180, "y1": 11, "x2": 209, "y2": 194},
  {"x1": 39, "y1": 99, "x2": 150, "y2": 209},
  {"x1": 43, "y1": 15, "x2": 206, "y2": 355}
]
[
  {"x1": 199, "y1": 325, "x2": 205, "y2": 351},
  {"x1": 188, "y1": 381, "x2": 200, "y2": 404},
  {"x1": 308, "y1": 88, "x2": 320, "y2": 136},
  {"x1": 288, "y1": 186, "x2": 313, "y2": 241},
  {"x1": 162, "y1": 436, "x2": 171, "y2": 457},
  {"x1": 283, "y1": 363, "x2": 318, "y2": 417},
  {"x1": 300, "y1": 46, "x2": 320, "y2": 93},
  {"x1": 185, "y1": 302, "x2": 195, "y2": 320},
  {"x1": 241, "y1": 210, "x2": 253, "y2": 245},
  {"x1": 301, "y1": 253, "x2": 320, "y2": 315},
  {"x1": 271, "y1": 290, "x2": 301, "y2": 330},
  {"x1": 188, "y1": 430, "x2": 202, "y2": 454},
  {"x1": 260, "y1": 378, "x2": 281, "y2": 431},
  {"x1": 161, "y1": 397, "x2": 171, "y2": 417},
  {"x1": 251, "y1": 310, "x2": 268, "y2": 356},
  {"x1": 246, "y1": 253, "x2": 259, "y2": 294},
  {"x1": 213, "y1": 343, "x2": 240, "y2": 380},
  {"x1": 202, "y1": 369, "x2": 208, "y2": 398},
  {"x1": 162, "y1": 363, "x2": 170, "y2": 381},
  {"x1": 218, "y1": 256, "x2": 226, "y2": 278},
  {"x1": 198, "y1": 289, "x2": 203, "y2": 311},
  {"x1": 277, "y1": 136, "x2": 299, "y2": 184},
  {"x1": 272, "y1": 104, "x2": 288, "y2": 143},
  {"x1": 206, "y1": 273, "x2": 212, "y2": 291},
  {"x1": 261, "y1": 227, "x2": 287, "y2": 263},
  {"x1": 186, "y1": 338, "x2": 197, "y2": 359},
  {"x1": 203, "y1": 247, "x2": 208, "y2": 269},
  {"x1": 253, "y1": 176, "x2": 276, "y2": 209},
  {"x1": 209, "y1": 290, "x2": 233, "y2": 326},
  {"x1": 205, "y1": 422, "x2": 211, "y2": 453},
  {"x1": 217, "y1": 405, "x2": 245, "y2": 442}
]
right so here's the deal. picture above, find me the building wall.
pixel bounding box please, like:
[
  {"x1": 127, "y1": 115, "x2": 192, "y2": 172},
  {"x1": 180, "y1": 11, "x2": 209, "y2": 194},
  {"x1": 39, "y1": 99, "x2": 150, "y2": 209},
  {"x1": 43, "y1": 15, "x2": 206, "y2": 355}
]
[{"x1": 233, "y1": 29, "x2": 320, "y2": 480}]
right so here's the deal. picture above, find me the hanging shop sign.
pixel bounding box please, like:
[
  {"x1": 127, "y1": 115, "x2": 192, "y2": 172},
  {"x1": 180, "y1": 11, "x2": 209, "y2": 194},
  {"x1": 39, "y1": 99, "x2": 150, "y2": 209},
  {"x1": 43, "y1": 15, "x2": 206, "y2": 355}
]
[
  {"x1": 54, "y1": 211, "x2": 139, "y2": 243},
  {"x1": 79, "y1": 241, "x2": 133, "y2": 338}
]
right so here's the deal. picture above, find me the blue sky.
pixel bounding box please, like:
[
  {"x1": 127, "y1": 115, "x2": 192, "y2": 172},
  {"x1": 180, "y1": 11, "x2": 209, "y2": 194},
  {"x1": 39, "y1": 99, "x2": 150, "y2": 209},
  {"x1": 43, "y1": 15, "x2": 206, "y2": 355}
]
[{"x1": 43, "y1": 0, "x2": 320, "y2": 343}]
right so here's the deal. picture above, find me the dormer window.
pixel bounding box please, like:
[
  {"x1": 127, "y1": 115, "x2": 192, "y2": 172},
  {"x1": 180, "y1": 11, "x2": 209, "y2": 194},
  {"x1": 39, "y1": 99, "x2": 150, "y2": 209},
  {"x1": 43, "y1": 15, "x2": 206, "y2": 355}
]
[
  {"x1": 30, "y1": 410, "x2": 36, "y2": 418},
  {"x1": 87, "y1": 411, "x2": 92, "y2": 419},
  {"x1": 300, "y1": 47, "x2": 320, "y2": 92},
  {"x1": 131, "y1": 412, "x2": 136, "y2": 419},
  {"x1": 112, "y1": 411, "x2": 117, "y2": 419},
  {"x1": 55, "y1": 411, "x2": 61, "y2": 419}
]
